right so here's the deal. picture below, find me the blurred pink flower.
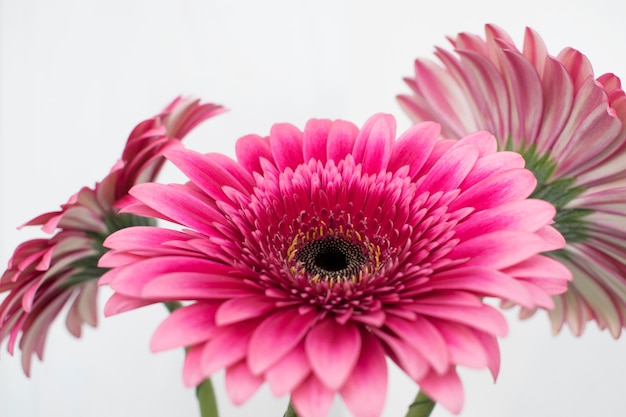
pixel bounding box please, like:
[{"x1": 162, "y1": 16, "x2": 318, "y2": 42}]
[
  {"x1": 399, "y1": 24, "x2": 626, "y2": 338},
  {"x1": 0, "y1": 98, "x2": 225, "y2": 375},
  {"x1": 100, "y1": 114, "x2": 570, "y2": 416}
]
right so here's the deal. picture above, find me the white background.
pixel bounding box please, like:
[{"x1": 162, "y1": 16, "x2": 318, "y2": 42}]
[{"x1": 2, "y1": 1, "x2": 626, "y2": 416}]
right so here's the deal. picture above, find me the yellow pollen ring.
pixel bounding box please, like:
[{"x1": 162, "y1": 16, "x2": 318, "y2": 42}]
[{"x1": 285, "y1": 227, "x2": 383, "y2": 282}]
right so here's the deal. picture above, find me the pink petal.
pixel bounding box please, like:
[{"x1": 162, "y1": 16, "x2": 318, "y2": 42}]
[
  {"x1": 384, "y1": 315, "x2": 449, "y2": 374},
  {"x1": 429, "y1": 267, "x2": 534, "y2": 308},
  {"x1": 326, "y1": 120, "x2": 359, "y2": 162},
  {"x1": 247, "y1": 308, "x2": 318, "y2": 374},
  {"x1": 472, "y1": 329, "x2": 500, "y2": 379},
  {"x1": 429, "y1": 319, "x2": 488, "y2": 369},
  {"x1": 454, "y1": 199, "x2": 556, "y2": 240},
  {"x1": 103, "y1": 293, "x2": 156, "y2": 316},
  {"x1": 409, "y1": 303, "x2": 508, "y2": 337},
  {"x1": 151, "y1": 302, "x2": 221, "y2": 352},
  {"x1": 416, "y1": 144, "x2": 479, "y2": 194},
  {"x1": 269, "y1": 123, "x2": 304, "y2": 171},
  {"x1": 235, "y1": 134, "x2": 273, "y2": 174},
  {"x1": 303, "y1": 119, "x2": 332, "y2": 163},
  {"x1": 265, "y1": 341, "x2": 311, "y2": 397},
  {"x1": 128, "y1": 183, "x2": 228, "y2": 236},
  {"x1": 201, "y1": 319, "x2": 260, "y2": 375},
  {"x1": 215, "y1": 296, "x2": 277, "y2": 326},
  {"x1": 291, "y1": 375, "x2": 335, "y2": 417},
  {"x1": 450, "y1": 230, "x2": 552, "y2": 269},
  {"x1": 418, "y1": 368, "x2": 464, "y2": 414},
  {"x1": 106, "y1": 256, "x2": 233, "y2": 297},
  {"x1": 450, "y1": 168, "x2": 537, "y2": 212},
  {"x1": 305, "y1": 318, "x2": 361, "y2": 390},
  {"x1": 351, "y1": 113, "x2": 395, "y2": 173},
  {"x1": 142, "y1": 272, "x2": 251, "y2": 299},
  {"x1": 225, "y1": 360, "x2": 264, "y2": 405},
  {"x1": 165, "y1": 147, "x2": 253, "y2": 202},
  {"x1": 388, "y1": 122, "x2": 440, "y2": 178},
  {"x1": 340, "y1": 329, "x2": 388, "y2": 417},
  {"x1": 372, "y1": 328, "x2": 430, "y2": 381},
  {"x1": 183, "y1": 344, "x2": 206, "y2": 387}
]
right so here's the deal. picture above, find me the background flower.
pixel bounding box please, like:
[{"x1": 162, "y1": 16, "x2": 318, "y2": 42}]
[
  {"x1": 0, "y1": 98, "x2": 225, "y2": 375},
  {"x1": 100, "y1": 114, "x2": 570, "y2": 417},
  {"x1": 399, "y1": 24, "x2": 626, "y2": 338}
]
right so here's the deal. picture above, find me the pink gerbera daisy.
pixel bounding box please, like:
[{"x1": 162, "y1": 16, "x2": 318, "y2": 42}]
[
  {"x1": 99, "y1": 113, "x2": 570, "y2": 416},
  {"x1": 0, "y1": 97, "x2": 225, "y2": 374},
  {"x1": 399, "y1": 24, "x2": 626, "y2": 338}
]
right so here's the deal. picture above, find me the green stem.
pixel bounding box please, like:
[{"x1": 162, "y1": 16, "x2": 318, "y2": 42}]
[
  {"x1": 405, "y1": 390, "x2": 436, "y2": 417},
  {"x1": 197, "y1": 378, "x2": 219, "y2": 417},
  {"x1": 283, "y1": 401, "x2": 299, "y2": 417}
]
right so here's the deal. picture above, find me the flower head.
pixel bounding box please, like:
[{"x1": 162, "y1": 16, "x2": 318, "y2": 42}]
[
  {"x1": 100, "y1": 113, "x2": 570, "y2": 416},
  {"x1": 0, "y1": 97, "x2": 225, "y2": 374},
  {"x1": 399, "y1": 24, "x2": 626, "y2": 338}
]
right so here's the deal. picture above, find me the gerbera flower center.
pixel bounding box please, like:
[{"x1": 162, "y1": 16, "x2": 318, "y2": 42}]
[{"x1": 296, "y1": 236, "x2": 368, "y2": 280}]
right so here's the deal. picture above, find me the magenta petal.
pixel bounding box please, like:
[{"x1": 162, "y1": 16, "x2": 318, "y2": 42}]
[
  {"x1": 215, "y1": 296, "x2": 276, "y2": 326},
  {"x1": 418, "y1": 368, "x2": 464, "y2": 414},
  {"x1": 151, "y1": 302, "x2": 220, "y2": 352},
  {"x1": 429, "y1": 267, "x2": 534, "y2": 308},
  {"x1": 225, "y1": 360, "x2": 264, "y2": 405},
  {"x1": 372, "y1": 328, "x2": 429, "y2": 381},
  {"x1": 472, "y1": 329, "x2": 500, "y2": 379},
  {"x1": 305, "y1": 318, "x2": 361, "y2": 390},
  {"x1": 291, "y1": 374, "x2": 335, "y2": 417},
  {"x1": 430, "y1": 319, "x2": 488, "y2": 369},
  {"x1": 340, "y1": 329, "x2": 388, "y2": 417},
  {"x1": 141, "y1": 272, "x2": 250, "y2": 299},
  {"x1": 128, "y1": 182, "x2": 227, "y2": 236},
  {"x1": 165, "y1": 146, "x2": 253, "y2": 201},
  {"x1": 248, "y1": 308, "x2": 318, "y2": 374},
  {"x1": 183, "y1": 344, "x2": 206, "y2": 387},
  {"x1": 269, "y1": 123, "x2": 304, "y2": 171},
  {"x1": 410, "y1": 303, "x2": 508, "y2": 337},
  {"x1": 388, "y1": 121, "x2": 440, "y2": 178},
  {"x1": 384, "y1": 315, "x2": 449, "y2": 374},
  {"x1": 303, "y1": 119, "x2": 332, "y2": 163},
  {"x1": 265, "y1": 341, "x2": 311, "y2": 397},
  {"x1": 326, "y1": 120, "x2": 359, "y2": 162},
  {"x1": 201, "y1": 319, "x2": 259, "y2": 375},
  {"x1": 416, "y1": 144, "x2": 479, "y2": 194},
  {"x1": 235, "y1": 134, "x2": 273, "y2": 174},
  {"x1": 106, "y1": 256, "x2": 232, "y2": 296},
  {"x1": 450, "y1": 230, "x2": 554, "y2": 269},
  {"x1": 351, "y1": 113, "x2": 395, "y2": 174},
  {"x1": 454, "y1": 199, "x2": 556, "y2": 240},
  {"x1": 103, "y1": 293, "x2": 156, "y2": 316},
  {"x1": 450, "y1": 168, "x2": 537, "y2": 212}
]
